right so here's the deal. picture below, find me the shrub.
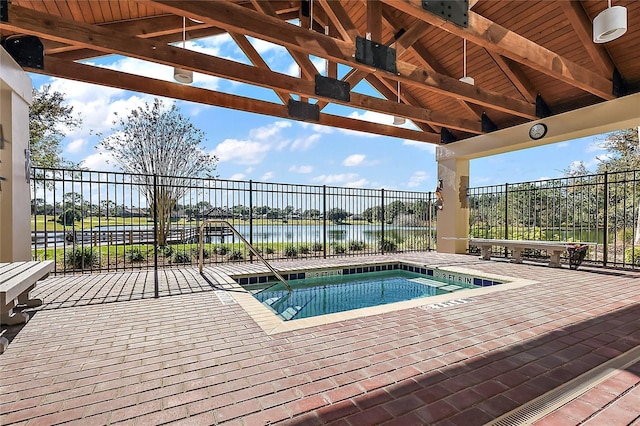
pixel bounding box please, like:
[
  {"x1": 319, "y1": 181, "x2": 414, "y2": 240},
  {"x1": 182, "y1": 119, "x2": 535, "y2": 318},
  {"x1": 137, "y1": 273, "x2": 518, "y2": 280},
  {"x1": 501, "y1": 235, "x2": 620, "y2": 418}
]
[
  {"x1": 228, "y1": 250, "x2": 244, "y2": 261},
  {"x1": 126, "y1": 248, "x2": 146, "y2": 262},
  {"x1": 283, "y1": 244, "x2": 298, "y2": 258},
  {"x1": 348, "y1": 241, "x2": 366, "y2": 251},
  {"x1": 380, "y1": 239, "x2": 397, "y2": 252},
  {"x1": 332, "y1": 243, "x2": 346, "y2": 254},
  {"x1": 311, "y1": 242, "x2": 323, "y2": 252},
  {"x1": 172, "y1": 249, "x2": 192, "y2": 264},
  {"x1": 190, "y1": 246, "x2": 210, "y2": 259},
  {"x1": 624, "y1": 247, "x2": 640, "y2": 265},
  {"x1": 265, "y1": 247, "x2": 275, "y2": 255},
  {"x1": 65, "y1": 247, "x2": 99, "y2": 269},
  {"x1": 213, "y1": 245, "x2": 229, "y2": 256},
  {"x1": 160, "y1": 246, "x2": 174, "y2": 257},
  {"x1": 298, "y1": 244, "x2": 310, "y2": 255}
]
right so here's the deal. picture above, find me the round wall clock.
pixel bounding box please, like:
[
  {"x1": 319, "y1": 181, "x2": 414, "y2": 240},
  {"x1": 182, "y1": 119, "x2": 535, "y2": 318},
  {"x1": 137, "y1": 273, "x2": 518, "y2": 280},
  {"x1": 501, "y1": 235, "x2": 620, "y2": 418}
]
[{"x1": 529, "y1": 123, "x2": 547, "y2": 140}]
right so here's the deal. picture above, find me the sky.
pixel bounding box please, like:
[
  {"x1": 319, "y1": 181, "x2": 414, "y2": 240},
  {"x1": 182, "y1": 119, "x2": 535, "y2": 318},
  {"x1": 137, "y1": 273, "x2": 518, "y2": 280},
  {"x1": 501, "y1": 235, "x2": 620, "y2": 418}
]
[{"x1": 29, "y1": 30, "x2": 615, "y2": 193}]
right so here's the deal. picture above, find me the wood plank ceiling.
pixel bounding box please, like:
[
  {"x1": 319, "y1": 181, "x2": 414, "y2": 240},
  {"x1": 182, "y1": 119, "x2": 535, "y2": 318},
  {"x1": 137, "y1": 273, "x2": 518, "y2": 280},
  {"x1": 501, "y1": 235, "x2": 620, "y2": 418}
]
[{"x1": 1, "y1": 0, "x2": 638, "y2": 145}]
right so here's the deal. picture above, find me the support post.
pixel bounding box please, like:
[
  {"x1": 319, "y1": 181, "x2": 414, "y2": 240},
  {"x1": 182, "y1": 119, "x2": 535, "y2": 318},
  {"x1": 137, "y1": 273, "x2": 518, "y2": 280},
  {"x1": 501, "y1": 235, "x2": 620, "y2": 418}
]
[{"x1": 435, "y1": 158, "x2": 470, "y2": 254}]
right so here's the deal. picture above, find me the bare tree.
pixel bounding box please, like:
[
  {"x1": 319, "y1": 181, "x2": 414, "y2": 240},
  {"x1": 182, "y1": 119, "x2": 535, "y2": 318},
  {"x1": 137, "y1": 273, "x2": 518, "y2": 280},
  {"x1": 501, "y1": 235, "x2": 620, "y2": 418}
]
[{"x1": 100, "y1": 98, "x2": 217, "y2": 245}]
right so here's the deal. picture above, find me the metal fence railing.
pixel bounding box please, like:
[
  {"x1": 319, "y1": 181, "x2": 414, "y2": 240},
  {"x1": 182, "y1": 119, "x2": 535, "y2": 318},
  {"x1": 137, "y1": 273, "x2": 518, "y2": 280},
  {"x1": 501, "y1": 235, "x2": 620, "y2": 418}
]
[
  {"x1": 468, "y1": 170, "x2": 640, "y2": 268},
  {"x1": 31, "y1": 167, "x2": 438, "y2": 274}
]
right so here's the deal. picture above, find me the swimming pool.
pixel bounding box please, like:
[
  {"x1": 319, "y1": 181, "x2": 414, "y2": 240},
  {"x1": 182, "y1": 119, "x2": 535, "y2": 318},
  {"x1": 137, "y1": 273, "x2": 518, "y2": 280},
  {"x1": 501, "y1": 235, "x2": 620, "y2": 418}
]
[{"x1": 242, "y1": 264, "x2": 506, "y2": 321}]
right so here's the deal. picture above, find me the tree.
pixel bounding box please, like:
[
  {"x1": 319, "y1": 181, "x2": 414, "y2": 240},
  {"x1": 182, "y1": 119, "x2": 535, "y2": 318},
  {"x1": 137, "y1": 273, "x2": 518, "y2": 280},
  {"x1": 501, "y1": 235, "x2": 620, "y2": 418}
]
[
  {"x1": 99, "y1": 98, "x2": 218, "y2": 245},
  {"x1": 29, "y1": 85, "x2": 82, "y2": 168},
  {"x1": 327, "y1": 208, "x2": 349, "y2": 224}
]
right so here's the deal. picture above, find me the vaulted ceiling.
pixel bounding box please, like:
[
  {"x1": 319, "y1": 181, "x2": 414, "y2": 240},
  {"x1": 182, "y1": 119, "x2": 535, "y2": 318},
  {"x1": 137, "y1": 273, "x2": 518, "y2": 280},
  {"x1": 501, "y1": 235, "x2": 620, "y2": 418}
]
[{"x1": 1, "y1": 0, "x2": 638, "y2": 145}]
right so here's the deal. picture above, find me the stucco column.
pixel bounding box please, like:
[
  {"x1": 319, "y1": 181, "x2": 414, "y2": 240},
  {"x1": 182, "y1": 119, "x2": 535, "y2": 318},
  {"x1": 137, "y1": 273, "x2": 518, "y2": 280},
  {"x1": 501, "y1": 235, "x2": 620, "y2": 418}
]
[
  {"x1": 0, "y1": 47, "x2": 33, "y2": 262},
  {"x1": 436, "y1": 157, "x2": 469, "y2": 254}
]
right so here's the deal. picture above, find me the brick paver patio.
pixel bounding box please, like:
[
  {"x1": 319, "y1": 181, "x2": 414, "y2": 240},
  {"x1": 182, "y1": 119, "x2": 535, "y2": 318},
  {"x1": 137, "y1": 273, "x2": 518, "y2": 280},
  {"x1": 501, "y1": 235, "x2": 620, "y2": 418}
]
[{"x1": 1, "y1": 253, "x2": 639, "y2": 425}]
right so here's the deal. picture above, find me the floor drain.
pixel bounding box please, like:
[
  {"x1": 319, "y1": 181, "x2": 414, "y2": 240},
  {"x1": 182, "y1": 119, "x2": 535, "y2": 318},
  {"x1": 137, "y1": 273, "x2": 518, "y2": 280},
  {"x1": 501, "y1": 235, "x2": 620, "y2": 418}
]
[{"x1": 487, "y1": 345, "x2": 640, "y2": 426}]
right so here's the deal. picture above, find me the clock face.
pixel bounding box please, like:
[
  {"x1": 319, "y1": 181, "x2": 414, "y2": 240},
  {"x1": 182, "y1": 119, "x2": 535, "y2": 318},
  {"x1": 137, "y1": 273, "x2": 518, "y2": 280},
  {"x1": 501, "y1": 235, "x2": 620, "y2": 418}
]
[{"x1": 529, "y1": 123, "x2": 547, "y2": 140}]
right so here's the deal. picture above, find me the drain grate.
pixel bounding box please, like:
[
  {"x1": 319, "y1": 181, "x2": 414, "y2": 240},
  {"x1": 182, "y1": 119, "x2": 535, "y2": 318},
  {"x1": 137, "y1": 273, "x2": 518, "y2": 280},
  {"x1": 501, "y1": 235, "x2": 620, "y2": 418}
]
[{"x1": 487, "y1": 345, "x2": 640, "y2": 426}]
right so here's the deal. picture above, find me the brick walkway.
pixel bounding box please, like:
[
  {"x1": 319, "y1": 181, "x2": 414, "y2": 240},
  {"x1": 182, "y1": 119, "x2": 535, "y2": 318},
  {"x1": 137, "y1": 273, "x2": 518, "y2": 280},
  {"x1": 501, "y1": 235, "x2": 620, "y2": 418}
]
[{"x1": 1, "y1": 253, "x2": 639, "y2": 425}]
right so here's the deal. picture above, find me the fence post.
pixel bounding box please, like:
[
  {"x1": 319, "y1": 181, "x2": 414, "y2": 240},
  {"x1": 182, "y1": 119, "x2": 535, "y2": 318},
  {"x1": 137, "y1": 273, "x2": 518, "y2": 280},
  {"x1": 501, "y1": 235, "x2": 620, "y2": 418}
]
[
  {"x1": 504, "y1": 183, "x2": 509, "y2": 258},
  {"x1": 249, "y1": 180, "x2": 253, "y2": 263},
  {"x1": 381, "y1": 188, "x2": 385, "y2": 255},
  {"x1": 153, "y1": 174, "x2": 159, "y2": 298},
  {"x1": 322, "y1": 185, "x2": 327, "y2": 258},
  {"x1": 603, "y1": 172, "x2": 608, "y2": 266}
]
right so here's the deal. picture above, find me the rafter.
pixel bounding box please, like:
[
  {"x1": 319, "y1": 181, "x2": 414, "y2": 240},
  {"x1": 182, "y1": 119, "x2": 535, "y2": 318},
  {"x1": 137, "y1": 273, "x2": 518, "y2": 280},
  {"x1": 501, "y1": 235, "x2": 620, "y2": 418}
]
[
  {"x1": 559, "y1": 1, "x2": 616, "y2": 77},
  {"x1": 229, "y1": 32, "x2": 291, "y2": 104},
  {"x1": 28, "y1": 57, "x2": 441, "y2": 143},
  {"x1": 485, "y1": 51, "x2": 537, "y2": 103},
  {"x1": 140, "y1": 0, "x2": 536, "y2": 118},
  {"x1": 379, "y1": 0, "x2": 614, "y2": 100},
  {"x1": 1, "y1": 4, "x2": 481, "y2": 134}
]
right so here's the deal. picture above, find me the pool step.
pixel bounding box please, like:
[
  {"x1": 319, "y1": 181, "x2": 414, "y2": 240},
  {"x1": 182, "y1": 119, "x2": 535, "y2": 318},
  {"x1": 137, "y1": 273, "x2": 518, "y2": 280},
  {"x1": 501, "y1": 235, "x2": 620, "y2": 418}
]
[
  {"x1": 440, "y1": 284, "x2": 464, "y2": 292},
  {"x1": 409, "y1": 277, "x2": 446, "y2": 288},
  {"x1": 280, "y1": 305, "x2": 303, "y2": 320}
]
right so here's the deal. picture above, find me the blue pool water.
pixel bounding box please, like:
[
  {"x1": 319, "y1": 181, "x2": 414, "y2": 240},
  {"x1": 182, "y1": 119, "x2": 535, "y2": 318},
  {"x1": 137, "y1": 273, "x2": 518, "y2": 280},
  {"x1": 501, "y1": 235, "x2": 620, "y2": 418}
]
[{"x1": 251, "y1": 269, "x2": 483, "y2": 321}]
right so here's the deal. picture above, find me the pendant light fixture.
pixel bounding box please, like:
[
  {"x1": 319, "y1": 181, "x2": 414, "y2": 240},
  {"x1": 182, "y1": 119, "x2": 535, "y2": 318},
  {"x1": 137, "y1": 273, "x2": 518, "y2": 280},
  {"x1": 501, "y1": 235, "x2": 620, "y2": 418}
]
[
  {"x1": 459, "y1": 39, "x2": 474, "y2": 86},
  {"x1": 593, "y1": 0, "x2": 627, "y2": 43},
  {"x1": 393, "y1": 80, "x2": 406, "y2": 126},
  {"x1": 173, "y1": 16, "x2": 193, "y2": 84}
]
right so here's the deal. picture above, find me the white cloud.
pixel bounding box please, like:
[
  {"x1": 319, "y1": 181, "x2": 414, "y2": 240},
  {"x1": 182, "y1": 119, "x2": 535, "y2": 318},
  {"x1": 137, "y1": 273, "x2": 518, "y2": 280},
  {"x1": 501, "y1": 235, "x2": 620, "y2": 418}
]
[
  {"x1": 407, "y1": 171, "x2": 430, "y2": 188},
  {"x1": 403, "y1": 140, "x2": 437, "y2": 154},
  {"x1": 65, "y1": 138, "x2": 88, "y2": 154},
  {"x1": 250, "y1": 121, "x2": 291, "y2": 141},
  {"x1": 311, "y1": 173, "x2": 369, "y2": 187},
  {"x1": 289, "y1": 165, "x2": 313, "y2": 173},
  {"x1": 80, "y1": 149, "x2": 116, "y2": 172},
  {"x1": 290, "y1": 133, "x2": 320, "y2": 151},
  {"x1": 299, "y1": 122, "x2": 334, "y2": 134},
  {"x1": 211, "y1": 139, "x2": 271, "y2": 165},
  {"x1": 228, "y1": 173, "x2": 246, "y2": 180},
  {"x1": 261, "y1": 171, "x2": 274, "y2": 181},
  {"x1": 343, "y1": 154, "x2": 366, "y2": 167}
]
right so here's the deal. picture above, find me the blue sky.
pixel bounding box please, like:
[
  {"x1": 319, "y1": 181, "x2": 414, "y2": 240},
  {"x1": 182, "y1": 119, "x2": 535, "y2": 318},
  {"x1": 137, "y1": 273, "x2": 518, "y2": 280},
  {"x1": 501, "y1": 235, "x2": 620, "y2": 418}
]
[{"x1": 30, "y1": 30, "x2": 612, "y2": 192}]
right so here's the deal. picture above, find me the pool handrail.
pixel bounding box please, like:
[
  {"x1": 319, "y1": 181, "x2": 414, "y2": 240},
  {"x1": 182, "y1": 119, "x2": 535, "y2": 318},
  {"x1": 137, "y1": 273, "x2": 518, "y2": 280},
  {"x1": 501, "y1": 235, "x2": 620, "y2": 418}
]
[{"x1": 198, "y1": 219, "x2": 292, "y2": 292}]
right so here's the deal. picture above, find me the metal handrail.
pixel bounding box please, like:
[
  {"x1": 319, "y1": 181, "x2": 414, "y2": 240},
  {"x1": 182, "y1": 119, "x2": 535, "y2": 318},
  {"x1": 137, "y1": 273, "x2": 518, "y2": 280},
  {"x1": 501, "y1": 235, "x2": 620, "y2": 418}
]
[{"x1": 198, "y1": 219, "x2": 292, "y2": 292}]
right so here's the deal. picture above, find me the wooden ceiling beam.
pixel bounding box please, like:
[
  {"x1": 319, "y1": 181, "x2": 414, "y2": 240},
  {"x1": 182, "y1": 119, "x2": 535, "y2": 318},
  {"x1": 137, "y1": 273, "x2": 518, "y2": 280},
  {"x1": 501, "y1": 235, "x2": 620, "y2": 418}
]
[
  {"x1": 559, "y1": 1, "x2": 616, "y2": 77},
  {"x1": 141, "y1": 0, "x2": 535, "y2": 118},
  {"x1": 28, "y1": 57, "x2": 440, "y2": 143},
  {"x1": 381, "y1": 9, "x2": 481, "y2": 120},
  {"x1": 367, "y1": 0, "x2": 382, "y2": 42},
  {"x1": 229, "y1": 32, "x2": 291, "y2": 104},
  {"x1": 250, "y1": 0, "x2": 317, "y2": 81},
  {"x1": 486, "y1": 50, "x2": 537, "y2": 103},
  {"x1": 365, "y1": 75, "x2": 440, "y2": 133},
  {"x1": 1, "y1": 4, "x2": 479, "y2": 133},
  {"x1": 379, "y1": 0, "x2": 614, "y2": 100},
  {"x1": 316, "y1": 0, "x2": 359, "y2": 42}
]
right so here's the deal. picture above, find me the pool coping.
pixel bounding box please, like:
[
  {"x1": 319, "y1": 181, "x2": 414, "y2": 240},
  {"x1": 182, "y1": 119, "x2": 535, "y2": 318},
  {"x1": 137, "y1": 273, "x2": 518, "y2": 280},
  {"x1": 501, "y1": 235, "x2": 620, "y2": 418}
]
[{"x1": 221, "y1": 260, "x2": 539, "y2": 334}]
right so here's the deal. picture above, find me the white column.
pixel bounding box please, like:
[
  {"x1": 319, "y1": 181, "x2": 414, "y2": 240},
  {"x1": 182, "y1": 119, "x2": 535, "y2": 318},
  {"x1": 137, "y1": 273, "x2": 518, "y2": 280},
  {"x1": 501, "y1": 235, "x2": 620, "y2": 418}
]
[
  {"x1": 436, "y1": 157, "x2": 470, "y2": 254},
  {"x1": 0, "y1": 47, "x2": 33, "y2": 262}
]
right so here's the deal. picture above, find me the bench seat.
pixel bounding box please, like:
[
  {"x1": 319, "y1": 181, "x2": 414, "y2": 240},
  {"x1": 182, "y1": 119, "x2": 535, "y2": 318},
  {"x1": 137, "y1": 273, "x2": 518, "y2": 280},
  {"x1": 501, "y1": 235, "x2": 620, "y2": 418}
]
[
  {"x1": 1, "y1": 261, "x2": 53, "y2": 324},
  {"x1": 469, "y1": 238, "x2": 591, "y2": 268}
]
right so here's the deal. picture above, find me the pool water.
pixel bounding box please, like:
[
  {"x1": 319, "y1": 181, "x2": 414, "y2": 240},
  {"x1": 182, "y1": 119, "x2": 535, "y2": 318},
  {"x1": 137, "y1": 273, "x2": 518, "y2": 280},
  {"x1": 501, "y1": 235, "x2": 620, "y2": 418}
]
[{"x1": 252, "y1": 270, "x2": 477, "y2": 321}]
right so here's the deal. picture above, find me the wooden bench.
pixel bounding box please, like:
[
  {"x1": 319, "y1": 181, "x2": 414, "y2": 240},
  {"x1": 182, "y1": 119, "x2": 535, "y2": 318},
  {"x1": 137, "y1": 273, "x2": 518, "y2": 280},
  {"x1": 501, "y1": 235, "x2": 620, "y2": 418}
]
[{"x1": 469, "y1": 238, "x2": 592, "y2": 268}]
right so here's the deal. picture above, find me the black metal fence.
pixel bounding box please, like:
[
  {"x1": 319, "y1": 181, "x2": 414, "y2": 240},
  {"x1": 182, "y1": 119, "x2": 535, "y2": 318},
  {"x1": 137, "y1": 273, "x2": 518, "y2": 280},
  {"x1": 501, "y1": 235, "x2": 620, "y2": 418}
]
[
  {"x1": 468, "y1": 170, "x2": 640, "y2": 268},
  {"x1": 31, "y1": 168, "x2": 438, "y2": 274}
]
